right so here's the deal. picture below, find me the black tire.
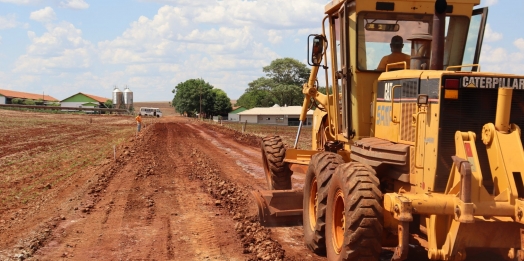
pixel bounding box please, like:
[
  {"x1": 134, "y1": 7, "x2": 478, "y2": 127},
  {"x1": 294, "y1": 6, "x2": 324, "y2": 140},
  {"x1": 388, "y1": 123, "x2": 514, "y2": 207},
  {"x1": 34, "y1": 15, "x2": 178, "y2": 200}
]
[
  {"x1": 261, "y1": 136, "x2": 292, "y2": 190},
  {"x1": 303, "y1": 152, "x2": 345, "y2": 255},
  {"x1": 326, "y1": 162, "x2": 383, "y2": 261}
]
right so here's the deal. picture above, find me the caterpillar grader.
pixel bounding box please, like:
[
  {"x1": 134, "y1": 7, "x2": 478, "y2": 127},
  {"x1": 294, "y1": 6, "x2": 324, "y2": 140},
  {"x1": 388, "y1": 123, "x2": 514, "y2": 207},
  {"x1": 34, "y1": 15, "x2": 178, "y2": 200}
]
[{"x1": 252, "y1": 0, "x2": 524, "y2": 260}]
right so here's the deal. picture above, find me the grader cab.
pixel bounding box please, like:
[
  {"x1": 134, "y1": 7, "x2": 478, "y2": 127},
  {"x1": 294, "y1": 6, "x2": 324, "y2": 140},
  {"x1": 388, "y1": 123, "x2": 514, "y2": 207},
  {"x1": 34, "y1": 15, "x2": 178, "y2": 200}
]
[{"x1": 253, "y1": 0, "x2": 524, "y2": 260}]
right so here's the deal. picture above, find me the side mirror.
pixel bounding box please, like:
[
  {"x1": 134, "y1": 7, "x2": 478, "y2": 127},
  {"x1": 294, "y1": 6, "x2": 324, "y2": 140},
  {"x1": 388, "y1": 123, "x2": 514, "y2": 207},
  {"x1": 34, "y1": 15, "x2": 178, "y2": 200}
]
[{"x1": 308, "y1": 34, "x2": 325, "y2": 66}]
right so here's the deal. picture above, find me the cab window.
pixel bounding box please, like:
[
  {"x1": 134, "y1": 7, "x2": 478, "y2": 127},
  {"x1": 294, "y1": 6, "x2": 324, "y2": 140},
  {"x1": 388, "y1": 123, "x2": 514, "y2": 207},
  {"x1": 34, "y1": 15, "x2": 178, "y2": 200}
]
[
  {"x1": 357, "y1": 12, "x2": 431, "y2": 71},
  {"x1": 357, "y1": 12, "x2": 470, "y2": 71}
]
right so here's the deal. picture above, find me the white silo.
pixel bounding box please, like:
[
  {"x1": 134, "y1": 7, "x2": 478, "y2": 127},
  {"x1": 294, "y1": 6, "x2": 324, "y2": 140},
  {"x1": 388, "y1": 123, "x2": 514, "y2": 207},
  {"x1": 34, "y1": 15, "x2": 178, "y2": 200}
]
[
  {"x1": 112, "y1": 87, "x2": 123, "y2": 109},
  {"x1": 123, "y1": 86, "x2": 133, "y2": 110}
]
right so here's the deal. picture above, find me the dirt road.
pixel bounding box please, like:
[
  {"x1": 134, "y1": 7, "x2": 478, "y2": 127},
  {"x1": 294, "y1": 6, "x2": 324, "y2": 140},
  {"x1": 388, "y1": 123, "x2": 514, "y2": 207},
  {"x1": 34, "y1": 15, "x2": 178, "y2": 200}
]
[
  {"x1": 0, "y1": 114, "x2": 507, "y2": 261},
  {"x1": 0, "y1": 115, "x2": 321, "y2": 261}
]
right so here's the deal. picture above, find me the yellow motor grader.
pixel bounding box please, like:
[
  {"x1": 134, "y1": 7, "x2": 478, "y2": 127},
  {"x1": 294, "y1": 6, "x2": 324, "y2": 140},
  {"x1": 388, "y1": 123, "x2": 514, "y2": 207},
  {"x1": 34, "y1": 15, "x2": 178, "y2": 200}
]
[{"x1": 253, "y1": 0, "x2": 524, "y2": 260}]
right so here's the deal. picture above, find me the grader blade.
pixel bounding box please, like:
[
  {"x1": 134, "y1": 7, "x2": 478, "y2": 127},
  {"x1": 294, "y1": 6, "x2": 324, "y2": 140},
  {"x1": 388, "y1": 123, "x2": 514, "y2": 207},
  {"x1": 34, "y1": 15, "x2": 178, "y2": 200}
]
[{"x1": 251, "y1": 190, "x2": 303, "y2": 226}]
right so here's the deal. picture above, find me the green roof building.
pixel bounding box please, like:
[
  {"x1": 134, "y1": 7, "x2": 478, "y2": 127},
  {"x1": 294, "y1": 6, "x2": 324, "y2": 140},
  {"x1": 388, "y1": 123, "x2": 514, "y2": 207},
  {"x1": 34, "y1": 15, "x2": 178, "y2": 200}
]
[
  {"x1": 60, "y1": 93, "x2": 110, "y2": 110},
  {"x1": 228, "y1": 106, "x2": 247, "y2": 121}
]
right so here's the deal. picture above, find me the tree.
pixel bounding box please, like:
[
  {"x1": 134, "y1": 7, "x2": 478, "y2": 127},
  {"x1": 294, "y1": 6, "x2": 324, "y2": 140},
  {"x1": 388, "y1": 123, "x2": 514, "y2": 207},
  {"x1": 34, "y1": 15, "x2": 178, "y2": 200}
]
[
  {"x1": 237, "y1": 77, "x2": 277, "y2": 108},
  {"x1": 172, "y1": 78, "x2": 231, "y2": 118},
  {"x1": 238, "y1": 58, "x2": 311, "y2": 109},
  {"x1": 317, "y1": 86, "x2": 333, "y2": 95},
  {"x1": 236, "y1": 89, "x2": 274, "y2": 109},
  {"x1": 263, "y1": 57, "x2": 310, "y2": 86},
  {"x1": 211, "y1": 89, "x2": 232, "y2": 116},
  {"x1": 24, "y1": 99, "x2": 35, "y2": 105},
  {"x1": 104, "y1": 99, "x2": 113, "y2": 108}
]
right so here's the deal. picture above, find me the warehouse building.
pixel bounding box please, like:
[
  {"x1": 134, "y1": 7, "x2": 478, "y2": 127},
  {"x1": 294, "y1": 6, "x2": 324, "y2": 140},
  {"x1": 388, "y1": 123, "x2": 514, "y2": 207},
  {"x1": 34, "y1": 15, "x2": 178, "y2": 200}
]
[
  {"x1": 237, "y1": 104, "x2": 314, "y2": 126},
  {"x1": 0, "y1": 89, "x2": 58, "y2": 104},
  {"x1": 60, "y1": 93, "x2": 110, "y2": 110}
]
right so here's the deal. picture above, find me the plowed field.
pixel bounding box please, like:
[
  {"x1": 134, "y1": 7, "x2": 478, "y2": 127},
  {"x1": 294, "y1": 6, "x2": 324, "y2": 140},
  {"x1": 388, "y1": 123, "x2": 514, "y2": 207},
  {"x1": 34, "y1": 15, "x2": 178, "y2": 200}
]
[{"x1": 0, "y1": 110, "x2": 507, "y2": 261}]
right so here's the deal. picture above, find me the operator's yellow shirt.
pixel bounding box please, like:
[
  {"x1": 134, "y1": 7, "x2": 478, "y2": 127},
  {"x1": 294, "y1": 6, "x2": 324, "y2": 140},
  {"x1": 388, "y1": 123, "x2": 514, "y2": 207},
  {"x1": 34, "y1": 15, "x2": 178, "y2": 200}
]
[
  {"x1": 135, "y1": 115, "x2": 142, "y2": 124},
  {"x1": 377, "y1": 52, "x2": 411, "y2": 71}
]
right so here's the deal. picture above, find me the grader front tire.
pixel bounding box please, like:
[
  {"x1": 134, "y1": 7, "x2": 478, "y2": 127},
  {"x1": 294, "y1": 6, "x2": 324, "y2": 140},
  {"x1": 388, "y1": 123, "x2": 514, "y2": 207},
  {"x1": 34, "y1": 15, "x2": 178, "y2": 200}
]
[
  {"x1": 303, "y1": 152, "x2": 345, "y2": 254},
  {"x1": 326, "y1": 162, "x2": 383, "y2": 261},
  {"x1": 261, "y1": 136, "x2": 292, "y2": 190}
]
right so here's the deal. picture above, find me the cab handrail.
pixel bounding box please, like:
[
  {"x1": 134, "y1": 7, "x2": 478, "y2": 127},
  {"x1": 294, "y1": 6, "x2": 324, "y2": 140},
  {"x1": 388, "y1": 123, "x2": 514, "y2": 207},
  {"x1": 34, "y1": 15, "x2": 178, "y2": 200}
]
[{"x1": 446, "y1": 64, "x2": 481, "y2": 72}]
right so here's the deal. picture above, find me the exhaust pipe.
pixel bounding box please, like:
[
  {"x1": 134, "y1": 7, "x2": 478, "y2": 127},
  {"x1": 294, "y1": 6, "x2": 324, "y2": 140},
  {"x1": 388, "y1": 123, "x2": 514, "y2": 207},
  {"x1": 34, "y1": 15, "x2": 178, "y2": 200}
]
[{"x1": 430, "y1": 0, "x2": 447, "y2": 70}]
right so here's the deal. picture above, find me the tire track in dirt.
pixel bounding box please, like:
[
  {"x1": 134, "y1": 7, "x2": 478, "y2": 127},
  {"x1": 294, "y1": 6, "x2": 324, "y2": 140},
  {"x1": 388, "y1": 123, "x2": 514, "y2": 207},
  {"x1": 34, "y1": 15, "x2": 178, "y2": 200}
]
[
  {"x1": 166, "y1": 122, "x2": 246, "y2": 260},
  {"x1": 182, "y1": 121, "x2": 327, "y2": 261},
  {"x1": 19, "y1": 124, "x2": 170, "y2": 260},
  {"x1": 3, "y1": 117, "x2": 320, "y2": 261},
  {"x1": 186, "y1": 122, "x2": 306, "y2": 190}
]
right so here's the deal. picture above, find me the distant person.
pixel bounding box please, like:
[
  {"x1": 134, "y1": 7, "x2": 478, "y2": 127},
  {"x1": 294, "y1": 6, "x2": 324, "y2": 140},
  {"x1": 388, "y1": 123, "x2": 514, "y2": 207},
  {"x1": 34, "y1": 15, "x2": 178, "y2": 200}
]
[
  {"x1": 377, "y1": 35, "x2": 411, "y2": 71},
  {"x1": 136, "y1": 113, "x2": 143, "y2": 132}
]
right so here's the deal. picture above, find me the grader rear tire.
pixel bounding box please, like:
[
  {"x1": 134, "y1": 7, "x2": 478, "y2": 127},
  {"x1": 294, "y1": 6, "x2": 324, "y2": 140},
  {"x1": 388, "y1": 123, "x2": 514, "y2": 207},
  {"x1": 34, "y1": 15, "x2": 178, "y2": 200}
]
[
  {"x1": 261, "y1": 136, "x2": 292, "y2": 190},
  {"x1": 303, "y1": 152, "x2": 345, "y2": 255},
  {"x1": 326, "y1": 162, "x2": 383, "y2": 261}
]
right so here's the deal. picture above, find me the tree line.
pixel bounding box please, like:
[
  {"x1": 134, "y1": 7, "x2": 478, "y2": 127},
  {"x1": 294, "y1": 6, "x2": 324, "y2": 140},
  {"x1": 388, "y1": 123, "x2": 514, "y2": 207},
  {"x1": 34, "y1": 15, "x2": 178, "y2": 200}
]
[
  {"x1": 171, "y1": 78, "x2": 232, "y2": 118},
  {"x1": 170, "y1": 58, "x2": 312, "y2": 117},
  {"x1": 11, "y1": 98, "x2": 60, "y2": 106}
]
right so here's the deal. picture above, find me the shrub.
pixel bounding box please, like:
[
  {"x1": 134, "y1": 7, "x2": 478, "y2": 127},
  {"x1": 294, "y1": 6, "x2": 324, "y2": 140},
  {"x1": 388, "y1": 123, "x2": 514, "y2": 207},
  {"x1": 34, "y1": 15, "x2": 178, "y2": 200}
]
[{"x1": 24, "y1": 99, "x2": 36, "y2": 105}]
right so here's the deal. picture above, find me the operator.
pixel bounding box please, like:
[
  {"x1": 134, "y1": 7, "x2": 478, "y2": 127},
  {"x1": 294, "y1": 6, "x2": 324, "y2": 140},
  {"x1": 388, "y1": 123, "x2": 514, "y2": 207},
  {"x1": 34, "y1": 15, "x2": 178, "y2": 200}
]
[
  {"x1": 136, "y1": 113, "x2": 143, "y2": 132},
  {"x1": 376, "y1": 35, "x2": 411, "y2": 71}
]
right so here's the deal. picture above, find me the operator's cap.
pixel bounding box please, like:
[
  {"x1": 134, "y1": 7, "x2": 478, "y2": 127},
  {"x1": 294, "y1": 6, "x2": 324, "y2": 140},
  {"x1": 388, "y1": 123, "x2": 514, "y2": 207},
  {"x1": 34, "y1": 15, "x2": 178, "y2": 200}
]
[{"x1": 390, "y1": 35, "x2": 404, "y2": 46}]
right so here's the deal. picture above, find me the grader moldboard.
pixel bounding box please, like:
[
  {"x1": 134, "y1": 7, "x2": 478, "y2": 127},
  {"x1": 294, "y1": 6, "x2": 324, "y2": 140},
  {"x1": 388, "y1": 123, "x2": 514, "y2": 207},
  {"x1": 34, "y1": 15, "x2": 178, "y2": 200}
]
[{"x1": 252, "y1": 0, "x2": 524, "y2": 260}]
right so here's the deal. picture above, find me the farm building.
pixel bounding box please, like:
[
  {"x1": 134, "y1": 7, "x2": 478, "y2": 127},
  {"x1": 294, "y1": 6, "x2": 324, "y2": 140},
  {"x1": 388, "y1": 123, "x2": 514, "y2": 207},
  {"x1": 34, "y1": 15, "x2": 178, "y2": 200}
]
[
  {"x1": 60, "y1": 93, "x2": 110, "y2": 110},
  {"x1": 228, "y1": 106, "x2": 247, "y2": 121},
  {"x1": 237, "y1": 104, "x2": 314, "y2": 126},
  {"x1": 0, "y1": 89, "x2": 59, "y2": 104}
]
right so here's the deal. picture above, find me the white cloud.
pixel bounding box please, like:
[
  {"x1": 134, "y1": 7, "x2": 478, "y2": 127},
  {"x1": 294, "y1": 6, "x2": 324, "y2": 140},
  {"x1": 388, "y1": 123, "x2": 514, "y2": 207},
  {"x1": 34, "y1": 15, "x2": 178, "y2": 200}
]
[
  {"x1": 483, "y1": 24, "x2": 502, "y2": 42},
  {"x1": 268, "y1": 30, "x2": 282, "y2": 44},
  {"x1": 8, "y1": 0, "x2": 326, "y2": 100},
  {"x1": 480, "y1": 45, "x2": 507, "y2": 63},
  {"x1": 514, "y1": 38, "x2": 524, "y2": 51},
  {"x1": 1, "y1": 0, "x2": 89, "y2": 9},
  {"x1": 484, "y1": 0, "x2": 498, "y2": 6},
  {"x1": 14, "y1": 22, "x2": 94, "y2": 73},
  {"x1": 59, "y1": 0, "x2": 89, "y2": 9},
  {"x1": 0, "y1": 35, "x2": 2, "y2": 44},
  {"x1": 0, "y1": 0, "x2": 42, "y2": 4},
  {"x1": 0, "y1": 14, "x2": 23, "y2": 29},
  {"x1": 98, "y1": 5, "x2": 265, "y2": 65},
  {"x1": 30, "y1": 7, "x2": 56, "y2": 23},
  {"x1": 479, "y1": 43, "x2": 524, "y2": 75}
]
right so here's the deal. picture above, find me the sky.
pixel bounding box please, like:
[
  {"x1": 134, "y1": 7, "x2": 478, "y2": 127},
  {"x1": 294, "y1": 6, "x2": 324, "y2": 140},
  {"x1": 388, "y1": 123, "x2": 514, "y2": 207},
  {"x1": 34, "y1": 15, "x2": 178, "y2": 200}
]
[{"x1": 0, "y1": 0, "x2": 522, "y2": 102}]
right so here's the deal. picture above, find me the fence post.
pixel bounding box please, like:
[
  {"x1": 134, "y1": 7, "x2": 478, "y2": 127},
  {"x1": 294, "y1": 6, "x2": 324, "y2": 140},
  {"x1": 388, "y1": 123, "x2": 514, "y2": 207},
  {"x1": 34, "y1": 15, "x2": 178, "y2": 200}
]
[{"x1": 243, "y1": 120, "x2": 247, "y2": 133}]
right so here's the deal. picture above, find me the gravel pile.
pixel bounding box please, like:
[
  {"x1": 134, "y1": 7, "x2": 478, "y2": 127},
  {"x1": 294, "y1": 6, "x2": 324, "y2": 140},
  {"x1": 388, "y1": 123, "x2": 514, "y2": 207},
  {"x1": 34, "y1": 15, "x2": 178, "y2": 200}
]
[
  {"x1": 188, "y1": 148, "x2": 287, "y2": 261},
  {"x1": 197, "y1": 121, "x2": 262, "y2": 148}
]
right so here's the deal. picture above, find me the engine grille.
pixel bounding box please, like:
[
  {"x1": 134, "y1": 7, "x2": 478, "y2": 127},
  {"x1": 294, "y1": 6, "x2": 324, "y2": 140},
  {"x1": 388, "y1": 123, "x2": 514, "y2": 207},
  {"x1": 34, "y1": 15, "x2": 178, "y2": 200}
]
[
  {"x1": 401, "y1": 103, "x2": 417, "y2": 142},
  {"x1": 435, "y1": 88, "x2": 524, "y2": 192}
]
